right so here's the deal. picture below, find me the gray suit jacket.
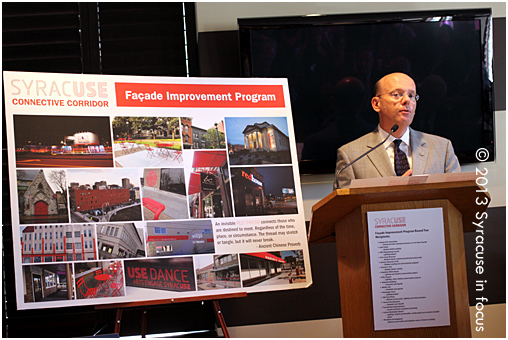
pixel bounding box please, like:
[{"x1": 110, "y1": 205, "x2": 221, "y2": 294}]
[{"x1": 333, "y1": 128, "x2": 461, "y2": 189}]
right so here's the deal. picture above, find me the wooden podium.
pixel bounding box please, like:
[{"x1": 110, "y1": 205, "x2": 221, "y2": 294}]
[{"x1": 308, "y1": 174, "x2": 490, "y2": 337}]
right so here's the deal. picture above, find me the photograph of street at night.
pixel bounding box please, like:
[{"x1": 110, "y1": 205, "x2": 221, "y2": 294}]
[
  {"x1": 231, "y1": 166, "x2": 298, "y2": 216},
  {"x1": 13, "y1": 115, "x2": 114, "y2": 168}
]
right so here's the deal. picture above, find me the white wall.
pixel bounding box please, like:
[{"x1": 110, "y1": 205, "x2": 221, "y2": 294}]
[
  {"x1": 196, "y1": 2, "x2": 507, "y2": 217},
  {"x1": 196, "y1": 2, "x2": 506, "y2": 32}
]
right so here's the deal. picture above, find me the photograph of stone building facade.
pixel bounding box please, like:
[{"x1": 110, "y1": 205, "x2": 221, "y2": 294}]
[
  {"x1": 20, "y1": 224, "x2": 97, "y2": 263},
  {"x1": 97, "y1": 222, "x2": 145, "y2": 259},
  {"x1": 243, "y1": 122, "x2": 289, "y2": 152},
  {"x1": 17, "y1": 169, "x2": 69, "y2": 224},
  {"x1": 23, "y1": 263, "x2": 73, "y2": 303},
  {"x1": 225, "y1": 117, "x2": 292, "y2": 165}
]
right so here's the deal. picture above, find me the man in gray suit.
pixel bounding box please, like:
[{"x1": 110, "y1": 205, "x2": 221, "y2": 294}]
[{"x1": 334, "y1": 72, "x2": 460, "y2": 189}]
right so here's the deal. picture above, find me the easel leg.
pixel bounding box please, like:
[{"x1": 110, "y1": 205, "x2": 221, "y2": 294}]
[
  {"x1": 212, "y1": 300, "x2": 229, "y2": 338},
  {"x1": 141, "y1": 307, "x2": 147, "y2": 338},
  {"x1": 115, "y1": 308, "x2": 122, "y2": 335}
]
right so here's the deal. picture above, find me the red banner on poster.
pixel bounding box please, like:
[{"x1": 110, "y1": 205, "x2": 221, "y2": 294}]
[{"x1": 115, "y1": 83, "x2": 285, "y2": 108}]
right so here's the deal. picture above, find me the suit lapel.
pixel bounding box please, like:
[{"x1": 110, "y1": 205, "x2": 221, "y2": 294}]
[
  {"x1": 366, "y1": 131, "x2": 395, "y2": 177},
  {"x1": 410, "y1": 129, "x2": 428, "y2": 175}
]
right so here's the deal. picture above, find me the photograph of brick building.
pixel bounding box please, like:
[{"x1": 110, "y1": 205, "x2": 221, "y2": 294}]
[
  {"x1": 17, "y1": 169, "x2": 69, "y2": 224},
  {"x1": 97, "y1": 222, "x2": 145, "y2": 259},
  {"x1": 23, "y1": 263, "x2": 73, "y2": 303},
  {"x1": 180, "y1": 117, "x2": 225, "y2": 150},
  {"x1": 20, "y1": 224, "x2": 97, "y2": 263},
  {"x1": 67, "y1": 169, "x2": 142, "y2": 222}
]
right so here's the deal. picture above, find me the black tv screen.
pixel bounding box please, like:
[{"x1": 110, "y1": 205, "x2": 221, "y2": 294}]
[{"x1": 238, "y1": 9, "x2": 495, "y2": 174}]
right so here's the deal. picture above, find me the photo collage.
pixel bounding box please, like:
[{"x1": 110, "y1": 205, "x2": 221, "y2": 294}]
[{"x1": 14, "y1": 113, "x2": 306, "y2": 304}]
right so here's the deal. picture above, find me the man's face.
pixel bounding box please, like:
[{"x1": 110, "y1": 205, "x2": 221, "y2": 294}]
[{"x1": 371, "y1": 73, "x2": 417, "y2": 136}]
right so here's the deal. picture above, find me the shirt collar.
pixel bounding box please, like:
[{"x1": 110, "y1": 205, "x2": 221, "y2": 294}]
[{"x1": 378, "y1": 125, "x2": 411, "y2": 148}]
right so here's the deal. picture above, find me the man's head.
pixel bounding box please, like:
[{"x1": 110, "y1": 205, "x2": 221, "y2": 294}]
[{"x1": 371, "y1": 72, "x2": 418, "y2": 138}]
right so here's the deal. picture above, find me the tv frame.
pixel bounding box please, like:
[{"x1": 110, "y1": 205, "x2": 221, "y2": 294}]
[{"x1": 238, "y1": 8, "x2": 495, "y2": 175}]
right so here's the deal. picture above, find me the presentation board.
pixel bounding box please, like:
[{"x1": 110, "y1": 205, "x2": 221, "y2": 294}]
[{"x1": 4, "y1": 71, "x2": 312, "y2": 310}]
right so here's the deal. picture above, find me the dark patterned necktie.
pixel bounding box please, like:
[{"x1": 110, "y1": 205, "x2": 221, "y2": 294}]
[{"x1": 393, "y1": 139, "x2": 410, "y2": 176}]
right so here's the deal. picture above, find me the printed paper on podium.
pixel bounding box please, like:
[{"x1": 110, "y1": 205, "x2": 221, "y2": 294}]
[{"x1": 367, "y1": 207, "x2": 450, "y2": 331}]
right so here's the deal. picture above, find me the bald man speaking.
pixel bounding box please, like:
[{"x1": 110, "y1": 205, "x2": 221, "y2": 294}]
[{"x1": 334, "y1": 72, "x2": 460, "y2": 189}]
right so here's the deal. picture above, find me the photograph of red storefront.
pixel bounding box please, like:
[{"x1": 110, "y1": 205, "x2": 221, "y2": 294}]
[
  {"x1": 146, "y1": 220, "x2": 214, "y2": 256},
  {"x1": 20, "y1": 224, "x2": 97, "y2": 263},
  {"x1": 231, "y1": 166, "x2": 298, "y2": 216},
  {"x1": 240, "y1": 251, "x2": 306, "y2": 287},
  {"x1": 195, "y1": 254, "x2": 241, "y2": 290},
  {"x1": 241, "y1": 252, "x2": 285, "y2": 287},
  {"x1": 186, "y1": 150, "x2": 233, "y2": 218}
]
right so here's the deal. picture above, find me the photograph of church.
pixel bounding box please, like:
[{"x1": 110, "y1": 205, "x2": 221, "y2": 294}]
[{"x1": 17, "y1": 169, "x2": 69, "y2": 224}]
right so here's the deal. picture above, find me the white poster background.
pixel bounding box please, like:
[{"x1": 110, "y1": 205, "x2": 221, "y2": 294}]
[
  {"x1": 367, "y1": 207, "x2": 450, "y2": 330},
  {"x1": 4, "y1": 71, "x2": 312, "y2": 310}
]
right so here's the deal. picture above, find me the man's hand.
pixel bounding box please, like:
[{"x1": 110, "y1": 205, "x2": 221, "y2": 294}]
[{"x1": 402, "y1": 169, "x2": 413, "y2": 177}]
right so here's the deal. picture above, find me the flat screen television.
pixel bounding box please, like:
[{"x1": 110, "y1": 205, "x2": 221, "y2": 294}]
[{"x1": 238, "y1": 9, "x2": 495, "y2": 174}]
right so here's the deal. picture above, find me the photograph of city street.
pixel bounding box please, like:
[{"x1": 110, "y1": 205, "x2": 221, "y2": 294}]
[
  {"x1": 23, "y1": 263, "x2": 73, "y2": 303},
  {"x1": 195, "y1": 254, "x2": 241, "y2": 290},
  {"x1": 17, "y1": 169, "x2": 69, "y2": 224},
  {"x1": 146, "y1": 220, "x2": 214, "y2": 256},
  {"x1": 20, "y1": 224, "x2": 97, "y2": 263},
  {"x1": 74, "y1": 260, "x2": 125, "y2": 299},
  {"x1": 112, "y1": 116, "x2": 183, "y2": 168},
  {"x1": 67, "y1": 168, "x2": 142, "y2": 223},
  {"x1": 181, "y1": 117, "x2": 225, "y2": 149},
  {"x1": 186, "y1": 150, "x2": 234, "y2": 219},
  {"x1": 141, "y1": 168, "x2": 189, "y2": 220},
  {"x1": 230, "y1": 166, "x2": 298, "y2": 216},
  {"x1": 240, "y1": 250, "x2": 306, "y2": 287},
  {"x1": 13, "y1": 115, "x2": 113, "y2": 168},
  {"x1": 225, "y1": 117, "x2": 292, "y2": 165},
  {"x1": 97, "y1": 223, "x2": 146, "y2": 259}
]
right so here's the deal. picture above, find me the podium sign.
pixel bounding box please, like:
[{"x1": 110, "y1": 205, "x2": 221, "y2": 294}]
[{"x1": 367, "y1": 207, "x2": 450, "y2": 330}]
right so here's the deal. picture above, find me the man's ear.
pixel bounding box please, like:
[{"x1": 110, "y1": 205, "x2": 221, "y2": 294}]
[{"x1": 371, "y1": 96, "x2": 381, "y2": 113}]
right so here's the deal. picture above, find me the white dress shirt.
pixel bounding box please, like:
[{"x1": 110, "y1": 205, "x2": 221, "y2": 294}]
[{"x1": 378, "y1": 125, "x2": 413, "y2": 170}]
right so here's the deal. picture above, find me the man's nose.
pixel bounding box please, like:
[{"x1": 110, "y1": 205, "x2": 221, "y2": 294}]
[{"x1": 400, "y1": 93, "x2": 410, "y2": 103}]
